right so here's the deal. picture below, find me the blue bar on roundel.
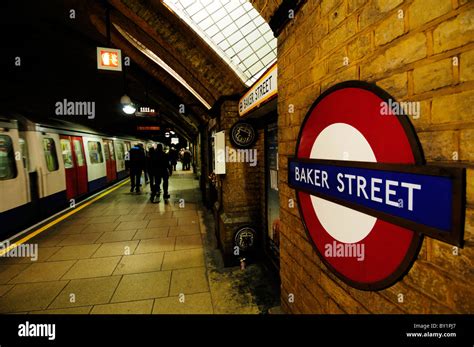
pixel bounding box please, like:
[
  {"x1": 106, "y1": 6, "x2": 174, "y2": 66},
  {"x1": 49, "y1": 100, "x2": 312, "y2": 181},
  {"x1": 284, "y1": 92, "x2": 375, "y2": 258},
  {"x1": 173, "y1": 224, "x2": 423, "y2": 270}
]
[{"x1": 289, "y1": 159, "x2": 453, "y2": 233}]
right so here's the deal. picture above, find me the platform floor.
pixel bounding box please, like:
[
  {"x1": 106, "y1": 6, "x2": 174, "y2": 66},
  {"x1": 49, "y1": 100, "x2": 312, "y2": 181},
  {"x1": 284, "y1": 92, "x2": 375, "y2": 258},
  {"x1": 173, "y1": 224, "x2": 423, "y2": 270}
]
[{"x1": 0, "y1": 168, "x2": 279, "y2": 314}]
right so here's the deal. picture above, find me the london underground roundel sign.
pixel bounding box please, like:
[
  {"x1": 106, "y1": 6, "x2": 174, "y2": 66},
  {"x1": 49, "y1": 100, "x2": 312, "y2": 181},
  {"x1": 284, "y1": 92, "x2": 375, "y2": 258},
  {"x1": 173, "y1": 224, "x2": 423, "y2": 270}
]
[{"x1": 289, "y1": 81, "x2": 464, "y2": 291}]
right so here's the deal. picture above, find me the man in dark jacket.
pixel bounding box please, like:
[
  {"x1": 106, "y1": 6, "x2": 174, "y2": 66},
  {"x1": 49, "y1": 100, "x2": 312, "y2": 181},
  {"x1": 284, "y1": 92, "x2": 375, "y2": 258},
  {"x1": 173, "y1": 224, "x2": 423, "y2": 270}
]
[
  {"x1": 129, "y1": 143, "x2": 146, "y2": 193},
  {"x1": 149, "y1": 143, "x2": 172, "y2": 202},
  {"x1": 169, "y1": 147, "x2": 178, "y2": 171},
  {"x1": 182, "y1": 148, "x2": 192, "y2": 170}
]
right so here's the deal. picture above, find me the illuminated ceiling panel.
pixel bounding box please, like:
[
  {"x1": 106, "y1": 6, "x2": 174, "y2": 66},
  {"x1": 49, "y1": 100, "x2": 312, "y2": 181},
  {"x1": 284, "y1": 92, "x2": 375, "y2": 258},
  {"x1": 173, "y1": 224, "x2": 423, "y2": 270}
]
[{"x1": 163, "y1": 0, "x2": 277, "y2": 86}]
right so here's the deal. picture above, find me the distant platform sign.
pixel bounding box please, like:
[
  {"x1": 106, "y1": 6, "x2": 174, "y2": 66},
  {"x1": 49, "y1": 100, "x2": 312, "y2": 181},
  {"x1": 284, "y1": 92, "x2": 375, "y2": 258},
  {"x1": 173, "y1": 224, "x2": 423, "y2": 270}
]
[
  {"x1": 97, "y1": 47, "x2": 122, "y2": 71},
  {"x1": 289, "y1": 81, "x2": 464, "y2": 291},
  {"x1": 137, "y1": 126, "x2": 160, "y2": 131}
]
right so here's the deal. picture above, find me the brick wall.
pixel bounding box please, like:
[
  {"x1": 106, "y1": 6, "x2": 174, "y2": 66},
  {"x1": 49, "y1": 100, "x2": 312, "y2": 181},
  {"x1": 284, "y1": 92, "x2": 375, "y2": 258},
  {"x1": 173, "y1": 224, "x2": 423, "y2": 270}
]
[{"x1": 276, "y1": 0, "x2": 474, "y2": 314}]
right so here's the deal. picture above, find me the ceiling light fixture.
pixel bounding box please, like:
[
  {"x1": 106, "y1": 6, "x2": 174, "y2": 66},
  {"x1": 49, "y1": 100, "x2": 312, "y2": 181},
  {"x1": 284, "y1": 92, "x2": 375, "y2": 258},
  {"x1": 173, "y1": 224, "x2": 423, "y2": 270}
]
[
  {"x1": 121, "y1": 94, "x2": 136, "y2": 114},
  {"x1": 122, "y1": 104, "x2": 136, "y2": 115}
]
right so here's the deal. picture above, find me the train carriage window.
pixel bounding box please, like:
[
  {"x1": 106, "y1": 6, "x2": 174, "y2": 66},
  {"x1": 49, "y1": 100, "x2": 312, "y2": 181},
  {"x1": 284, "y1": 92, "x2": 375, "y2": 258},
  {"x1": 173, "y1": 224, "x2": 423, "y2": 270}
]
[
  {"x1": 60, "y1": 139, "x2": 74, "y2": 169},
  {"x1": 115, "y1": 142, "x2": 125, "y2": 171},
  {"x1": 116, "y1": 143, "x2": 125, "y2": 161},
  {"x1": 108, "y1": 142, "x2": 115, "y2": 160},
  {"x1": 103, "y1": 142, "x2": 110, "y2": 160},
  {"x1": 19, "y1": 138, "x2": 29, "y2": 171},
  {"x1": 73, "y1": 140, "x2": 85, "y2": 166},
  {"x1": 43, "y1": 138, "x2": 59, "y2": 171},
  {"x1": 88, "y1": 141, "x2": 104, "y2": 164},
  {"x1": 0, "y1": 135, "x2": 17, "y2": 180}
]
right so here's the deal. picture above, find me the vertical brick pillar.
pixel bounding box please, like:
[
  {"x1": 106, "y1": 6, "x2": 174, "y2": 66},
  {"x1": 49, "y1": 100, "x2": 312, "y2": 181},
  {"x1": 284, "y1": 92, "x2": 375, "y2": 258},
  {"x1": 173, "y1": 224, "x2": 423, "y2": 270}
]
[{"x1": 215, "y1": 99, "x2": 264, "y2": 265}]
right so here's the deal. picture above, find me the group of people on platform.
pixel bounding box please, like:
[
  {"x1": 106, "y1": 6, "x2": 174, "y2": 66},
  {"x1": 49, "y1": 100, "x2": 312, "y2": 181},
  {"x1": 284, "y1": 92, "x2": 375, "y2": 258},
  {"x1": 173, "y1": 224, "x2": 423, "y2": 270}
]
[{"x1": 126, "y1": 143, "x2": 192, "y2": 203}]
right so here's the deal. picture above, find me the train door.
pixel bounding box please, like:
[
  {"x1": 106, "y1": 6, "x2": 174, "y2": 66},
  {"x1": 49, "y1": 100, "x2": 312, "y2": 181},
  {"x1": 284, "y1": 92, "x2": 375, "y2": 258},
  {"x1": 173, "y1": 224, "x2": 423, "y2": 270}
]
[
  {"x1": 71, "y1": 136, "x2": 88, "y2": 195},
  {"x1": 103, "y1": 139, "x2": 117, "y2": 182},
  {"x1": 38, "y1": 132, "x2": 66, "y2": 216},
  {"x1": 60, "y1": 135, "x2": 88, "y2": 200}
]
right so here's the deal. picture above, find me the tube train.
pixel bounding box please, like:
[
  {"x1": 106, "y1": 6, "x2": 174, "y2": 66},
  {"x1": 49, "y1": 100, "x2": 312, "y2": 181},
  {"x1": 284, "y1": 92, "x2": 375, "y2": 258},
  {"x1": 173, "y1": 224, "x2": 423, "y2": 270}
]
[{"x1": 0, "y1": 115, "x2": 150, "y2": 240}]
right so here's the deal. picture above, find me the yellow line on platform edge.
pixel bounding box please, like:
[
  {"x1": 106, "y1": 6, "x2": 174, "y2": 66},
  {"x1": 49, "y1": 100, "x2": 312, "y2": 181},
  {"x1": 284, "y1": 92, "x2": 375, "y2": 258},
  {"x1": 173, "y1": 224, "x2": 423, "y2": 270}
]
[{"x1": 0, "y1": 179, "x2": 130, "y2": 257}]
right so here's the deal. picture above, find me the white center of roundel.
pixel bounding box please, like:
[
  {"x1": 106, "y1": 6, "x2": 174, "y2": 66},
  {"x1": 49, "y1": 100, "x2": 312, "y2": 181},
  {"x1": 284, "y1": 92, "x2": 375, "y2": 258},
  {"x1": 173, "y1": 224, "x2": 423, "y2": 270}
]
[{"x1": 310, "y1": 122, "x2": 377, "y2": 244}]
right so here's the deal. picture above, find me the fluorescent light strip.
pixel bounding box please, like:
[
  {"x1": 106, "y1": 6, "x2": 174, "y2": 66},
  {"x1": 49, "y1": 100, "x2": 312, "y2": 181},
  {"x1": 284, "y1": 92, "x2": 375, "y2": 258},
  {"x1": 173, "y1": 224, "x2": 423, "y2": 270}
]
[{"x1": 114, "y1": 23, "x2": 212, "y2": 110}]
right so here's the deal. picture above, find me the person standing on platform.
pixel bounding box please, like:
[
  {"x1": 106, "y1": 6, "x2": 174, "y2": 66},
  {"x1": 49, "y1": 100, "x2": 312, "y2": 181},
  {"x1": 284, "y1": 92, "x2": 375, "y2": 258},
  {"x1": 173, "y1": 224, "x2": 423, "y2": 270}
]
[
  {"x1": 144, "y1": 144, "x2": 151, "y2": 185},
  {"x1": 149, "y1": 143, "x2": 172, "y2": 202},
  {"x1": 169, "y1": 147, "x2": 178, "y2": 171},
  {"x1": 182, "y1": 147, "x2": 192, "y2": 171},
  {"x1": 129, "y1": 143, "x2": 146, "y2": 193}
]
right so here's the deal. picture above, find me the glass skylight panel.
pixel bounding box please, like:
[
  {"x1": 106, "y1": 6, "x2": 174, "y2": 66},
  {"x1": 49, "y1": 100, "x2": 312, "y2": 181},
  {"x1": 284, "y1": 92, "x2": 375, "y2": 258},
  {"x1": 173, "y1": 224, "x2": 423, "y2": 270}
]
[
  {"x1": 211, "y1": 31, "x2": 223, "y2": 42},
  {"x1": 221, "y1": 23, "x2": 238, "y2": 37},
  {"x1": 192, "y1": 10, "x2": 208, "y2": 24},
  {"x1": 259, "y1": 25, "x2": 270, "y2": 36},
  {"x1": 225, "y1": 47, "x2": 235, "y2": 57},
  {"x1": 241, "y1": 21, "x2": 256, "y2": 36},
  {"x1": 245, "y1": 30, "x2": 261, "y2": 45},
  {"x1": 163, "y1": 0, "x2": 277, "y2": 86},
  {"x1": 248, "y1": 61, "x2": 264, "y2": 76},
  {"x1": 211, "y1": 7, "x2": 226, "y2": 21},
  {"x1": 256, "y1": 44, "x2": 271, "y2": 59},
  {"x1": 216, "y1": 17, "x2": 230, "y2": 30},
  {"x1": 264, "y1": 30, "x2": 275, "y2": 42},
  {"x1": 252, "y1": 37, "x2": 267, "y2": 51},
  {"x1": 206, "y1": 24, "x2": 219, "y2": 38},
  {"x1": 237, "y1": 46, "x2": 252, "y2": 60},
  {"x1": 253, "y1": 14, "x2": 265, "y2": 26},
  {"x1": 242, "y1": 1, "x2": 254, "y2": 11},
  {"x1": 200, "y1": 17, "x2": 214, "y2": 31},
  {"x1": 228, "y1": 31, "x2": 243, "y2": 46},
  {"x1": 243, "y1": 54, "x2": 258, "y2": 69},
  {"x1": 186, "y1": 2, "x2": 201, "y2": 16},
  {"x1": 219, "y1": 39, "x2": 230, "y2": 51},
  {"x1": 230, "y1": 6, "x2": 245, "y2": 20},
  {"x1": 234, "y1": 14, "x2": 249, "y2": 27},
  {"x1": 261, "y1": 52, "x2": 275, "y2": 66},
  {"x1": 233, "y1": 40, "x2": 247, "y2": 55}
]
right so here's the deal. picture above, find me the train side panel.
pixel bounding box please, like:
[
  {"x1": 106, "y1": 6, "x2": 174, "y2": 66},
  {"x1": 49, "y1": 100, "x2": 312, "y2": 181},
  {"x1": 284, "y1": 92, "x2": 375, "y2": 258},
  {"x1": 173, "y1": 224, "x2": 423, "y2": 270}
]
[{"x1": 35, "y1": 131, "x2": 68, "y2": 216}]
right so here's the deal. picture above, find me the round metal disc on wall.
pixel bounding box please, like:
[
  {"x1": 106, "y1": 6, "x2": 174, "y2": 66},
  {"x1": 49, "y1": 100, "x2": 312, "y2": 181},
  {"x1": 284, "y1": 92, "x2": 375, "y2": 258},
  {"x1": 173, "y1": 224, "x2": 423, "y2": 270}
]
[
  {"x1": 234, "y1": 226, "x2": 257, "y2": 252},
  {"x1": 229, "y1": 121, "x2": 257, "y2": 148}
]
